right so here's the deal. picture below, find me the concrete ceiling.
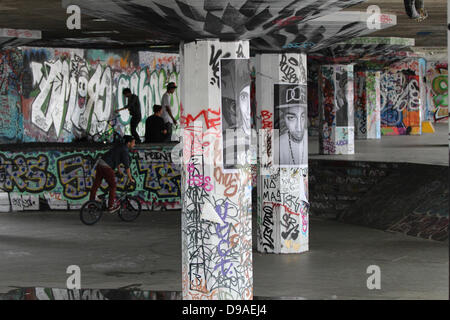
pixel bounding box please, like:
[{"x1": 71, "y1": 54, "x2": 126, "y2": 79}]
[
  {"x1": 0, "y1": 0, "x2": 446, "y2": 51},
  {"x1": 342, "y1": 0, "x2": 447, "y2": 47},
  {"x1": 309, "y1": 37, "x2": 416, "y2": 67}
]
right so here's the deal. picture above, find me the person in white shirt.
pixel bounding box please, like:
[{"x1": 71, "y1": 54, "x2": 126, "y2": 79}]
[{"x1": 160, "y1": 82, "x2": 178, "y2": 142}]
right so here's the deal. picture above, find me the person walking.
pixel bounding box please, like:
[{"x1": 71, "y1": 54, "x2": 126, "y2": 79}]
[{"x1": 116, "y1": 88, "x2": 142, "y2": 143}]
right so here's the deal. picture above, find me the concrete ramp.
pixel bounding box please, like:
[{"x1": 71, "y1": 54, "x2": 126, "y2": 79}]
[{"x1": 310, "y1": 160, "x2": 448, "y2": 241}]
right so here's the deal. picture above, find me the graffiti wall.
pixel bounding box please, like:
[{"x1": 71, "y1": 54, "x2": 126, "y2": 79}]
[
  {"x1": 425, "y1": 61, "x2": 448, "y2": 123},
  {"x1": 380, "y1": 59, "x2": 423, "y2": 135},
  {"x1": 354, "y1": 71, "x2": 381, "y2": 139},
  {"x1": 0, "y1": 48, "x2": 23, "y2": 144},
  {"x1": 319, "y1": 64, "x2": 355, "y2": 154},
  {"x1": 0, "y1": 47, "x2": 180, "y2": 143},
  {"x1": 0, "y1": 145, "x2": 181, "y2": 212}
]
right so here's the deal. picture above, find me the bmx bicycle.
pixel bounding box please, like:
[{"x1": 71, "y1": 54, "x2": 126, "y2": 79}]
[
  {"x1": 80, "y1": 183, "x2": 142, "y2": 225},
  {"x1": 89, "y1": 116, "x2": 124, "y2": 144}
]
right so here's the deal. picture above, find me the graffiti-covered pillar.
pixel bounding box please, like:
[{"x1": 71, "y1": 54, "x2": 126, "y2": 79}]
[
  {"x1": 380, "y1": 59, "x2": 424, "y2": 135},
  {"x1": 255, "y1": 53, "x2": 309, "y2": 254},
  {"x1": 319, "y1": 64, "x2": 355, "y2": 154},
  {"x1": 354, "y1": 71, "x2": 381, "y2": 139},
  {"x1": 179, "y1": 40, "x2": 253, "y2": 300}
]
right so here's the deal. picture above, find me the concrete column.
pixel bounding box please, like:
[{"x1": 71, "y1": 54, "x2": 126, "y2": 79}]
[
  {"x1": 255, "y1": 53, "x2": 309, "y2": 254},
  {"x1": 380, "y1": 59, "x2": 424, "y2": 135},
  {"x1": 319, "y1": 64, "x2": 355, "y2": 154},
  {"x1": 180, "y1": 39, "x2": 253, "y2": 300},
  {"x1": 354, "y1": 71, "x2": 381, "y2": 139}
]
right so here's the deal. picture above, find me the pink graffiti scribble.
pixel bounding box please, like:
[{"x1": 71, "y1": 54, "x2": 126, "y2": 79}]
[{"x1": 187, "y1": 163, "x2": 213, "y2": 192}]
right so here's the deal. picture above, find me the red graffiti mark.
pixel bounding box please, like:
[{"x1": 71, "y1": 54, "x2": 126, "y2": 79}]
[
  {"x1": 261, "y1": 110, "x2": 273, "y2": 129},
  {"x1": 264, "y1": 201, "x2": 308, "y2": 217},
  {"x1": 379, "y1": 14, "x2": 393, "y2": 24},
  {"x1": 7, "y1": 29, "x2": 17, "y2": 37},
  {"x1": 274, "y1": 16, "x2": 303, "y2": 27},
  {"x1": 435, "y1": 63, "x2": 448, "y2": 73},
  {"x1": 181, "y1": 108, "x2": 221, "y2": 130},
  {"x1": 183, "y1": 130, "x2": 211, "y2": 158}
]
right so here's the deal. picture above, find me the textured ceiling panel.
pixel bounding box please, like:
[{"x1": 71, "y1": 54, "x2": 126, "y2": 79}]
[{"x1": 60, "y1": 0, "x2": 368, "y2": 51}]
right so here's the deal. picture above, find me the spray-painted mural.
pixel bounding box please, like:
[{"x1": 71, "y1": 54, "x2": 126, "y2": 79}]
[
  {"x1": 380, "y1": 59, "x2": 423, "y2": 135},
  {"x1": 0, "y1": 146, "x2": 181, "y2": 212},
  {"x1": 354, "y1": 71, "x2": 381, "y2": 139},
  {"x1": 0, "y1": 47, "x2": 180, "y2": 143},
  {"x1": 425, "y1": 61, "x2": 448, "y2": 123},
  {"x1": 0, "y1": 48, "x2": 23, "y2": 144}
]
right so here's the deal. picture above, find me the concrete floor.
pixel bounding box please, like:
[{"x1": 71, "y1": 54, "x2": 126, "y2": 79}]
[
  {"x1": 309, "y1": 123, "x2": 449, "y2": 166},
  {"x1": 0, "y1": 211, "x2": 447, "y2": 300}
]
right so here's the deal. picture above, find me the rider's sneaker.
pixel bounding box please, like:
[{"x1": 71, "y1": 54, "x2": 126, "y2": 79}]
[{"x1": 107, "y1": 201, "x2": 120, "y2": 213}]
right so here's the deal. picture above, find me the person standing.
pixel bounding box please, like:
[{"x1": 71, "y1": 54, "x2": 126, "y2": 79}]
[
  {"x1": 116, "y1": 88, "x2": 142, "y2": 143},
  {"x1": 145, "y1": 105, "x2": 168, "y2": 143},
  {"x1": 160, "y1": 82, "x2": 178, "y2": 142}
]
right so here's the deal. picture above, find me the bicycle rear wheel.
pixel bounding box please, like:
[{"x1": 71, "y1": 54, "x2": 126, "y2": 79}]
[
  {"x1": 80, "y1": 201, "x2": 103, "y2": 225},
  {"x1": 118, "y1": 196, "x2": 142, "y2": 222}
]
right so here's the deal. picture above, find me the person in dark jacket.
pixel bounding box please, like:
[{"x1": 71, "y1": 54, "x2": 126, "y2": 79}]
[
  {"x1": 89, "y1": 135, "x2": 136, "y2": 212},
  {"x1": 145, "y1": 105, "x2": 168, "y2": 143},
  {"x1": 116, "y1": 88, "x2": 142, "y2": 143}
]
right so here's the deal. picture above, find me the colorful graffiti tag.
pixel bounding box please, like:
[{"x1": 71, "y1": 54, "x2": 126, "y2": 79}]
[
  {"x1": 380, "y1": 59, "x2": 423, "y2": 135},
  {"x1": 0, "y1": 146, "x2": 181, "y2": 211},
  {"x1": 0, "y1": 47, "x2": 180, "y2": 143},
  {"x1": 0, "y1": 48, "x2": 23, "y2": 144},
  {"x1": 354, "y1": 71, "x2": 381, "y2": 139},
  {"x1": 426, "y1": 61, "x2": 448, "y2": 123}
]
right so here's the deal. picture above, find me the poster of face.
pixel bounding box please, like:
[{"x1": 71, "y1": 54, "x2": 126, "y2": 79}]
[
  {"x1": 274, "y1": 83, "x2": 308, "y2": 166},
  {"x1": 221, "y1": 59, "x2": 251, "y2": 170},
  {"x1": 335, "y1": 68, "x2": 349, "y2": 126}
]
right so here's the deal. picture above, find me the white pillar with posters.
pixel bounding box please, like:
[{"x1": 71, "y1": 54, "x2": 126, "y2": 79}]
[
  {"x1": 255, "y1": 53, "x2": 309, "y2": 254},
  {"x1": 179, "y1": 39, "x2": 253, "y2": 300},
  {"x1": 354, "y1": 71, "x2": 381, "y2": 140},
  {"x1": 319, "y1": 64, "x2": 355, "y2": 154}
]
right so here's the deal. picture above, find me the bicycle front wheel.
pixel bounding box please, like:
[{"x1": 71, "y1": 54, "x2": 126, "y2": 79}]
[
  {"x1": 80, "y1": 200, "x2": 103, "y2": 225},
  {"x1": 118, "y1": 196, "x2": 142, "y2": 222}
]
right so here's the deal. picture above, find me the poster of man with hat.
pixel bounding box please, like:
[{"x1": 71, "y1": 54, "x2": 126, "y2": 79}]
[{"x1": 274, "y1": 83, "x2": 308, "y2": 166}]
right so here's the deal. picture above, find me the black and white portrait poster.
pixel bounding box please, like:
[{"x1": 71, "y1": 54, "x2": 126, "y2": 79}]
[
  {"x1": 335, "y1": 67, "x2": 349, "y2": 126},
  {"x1": 274, "y1": 83, "x2": 308, "y2": 166},
  {"x1": 221, "y1": 59, "x2": 251, "y2": 170}
]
